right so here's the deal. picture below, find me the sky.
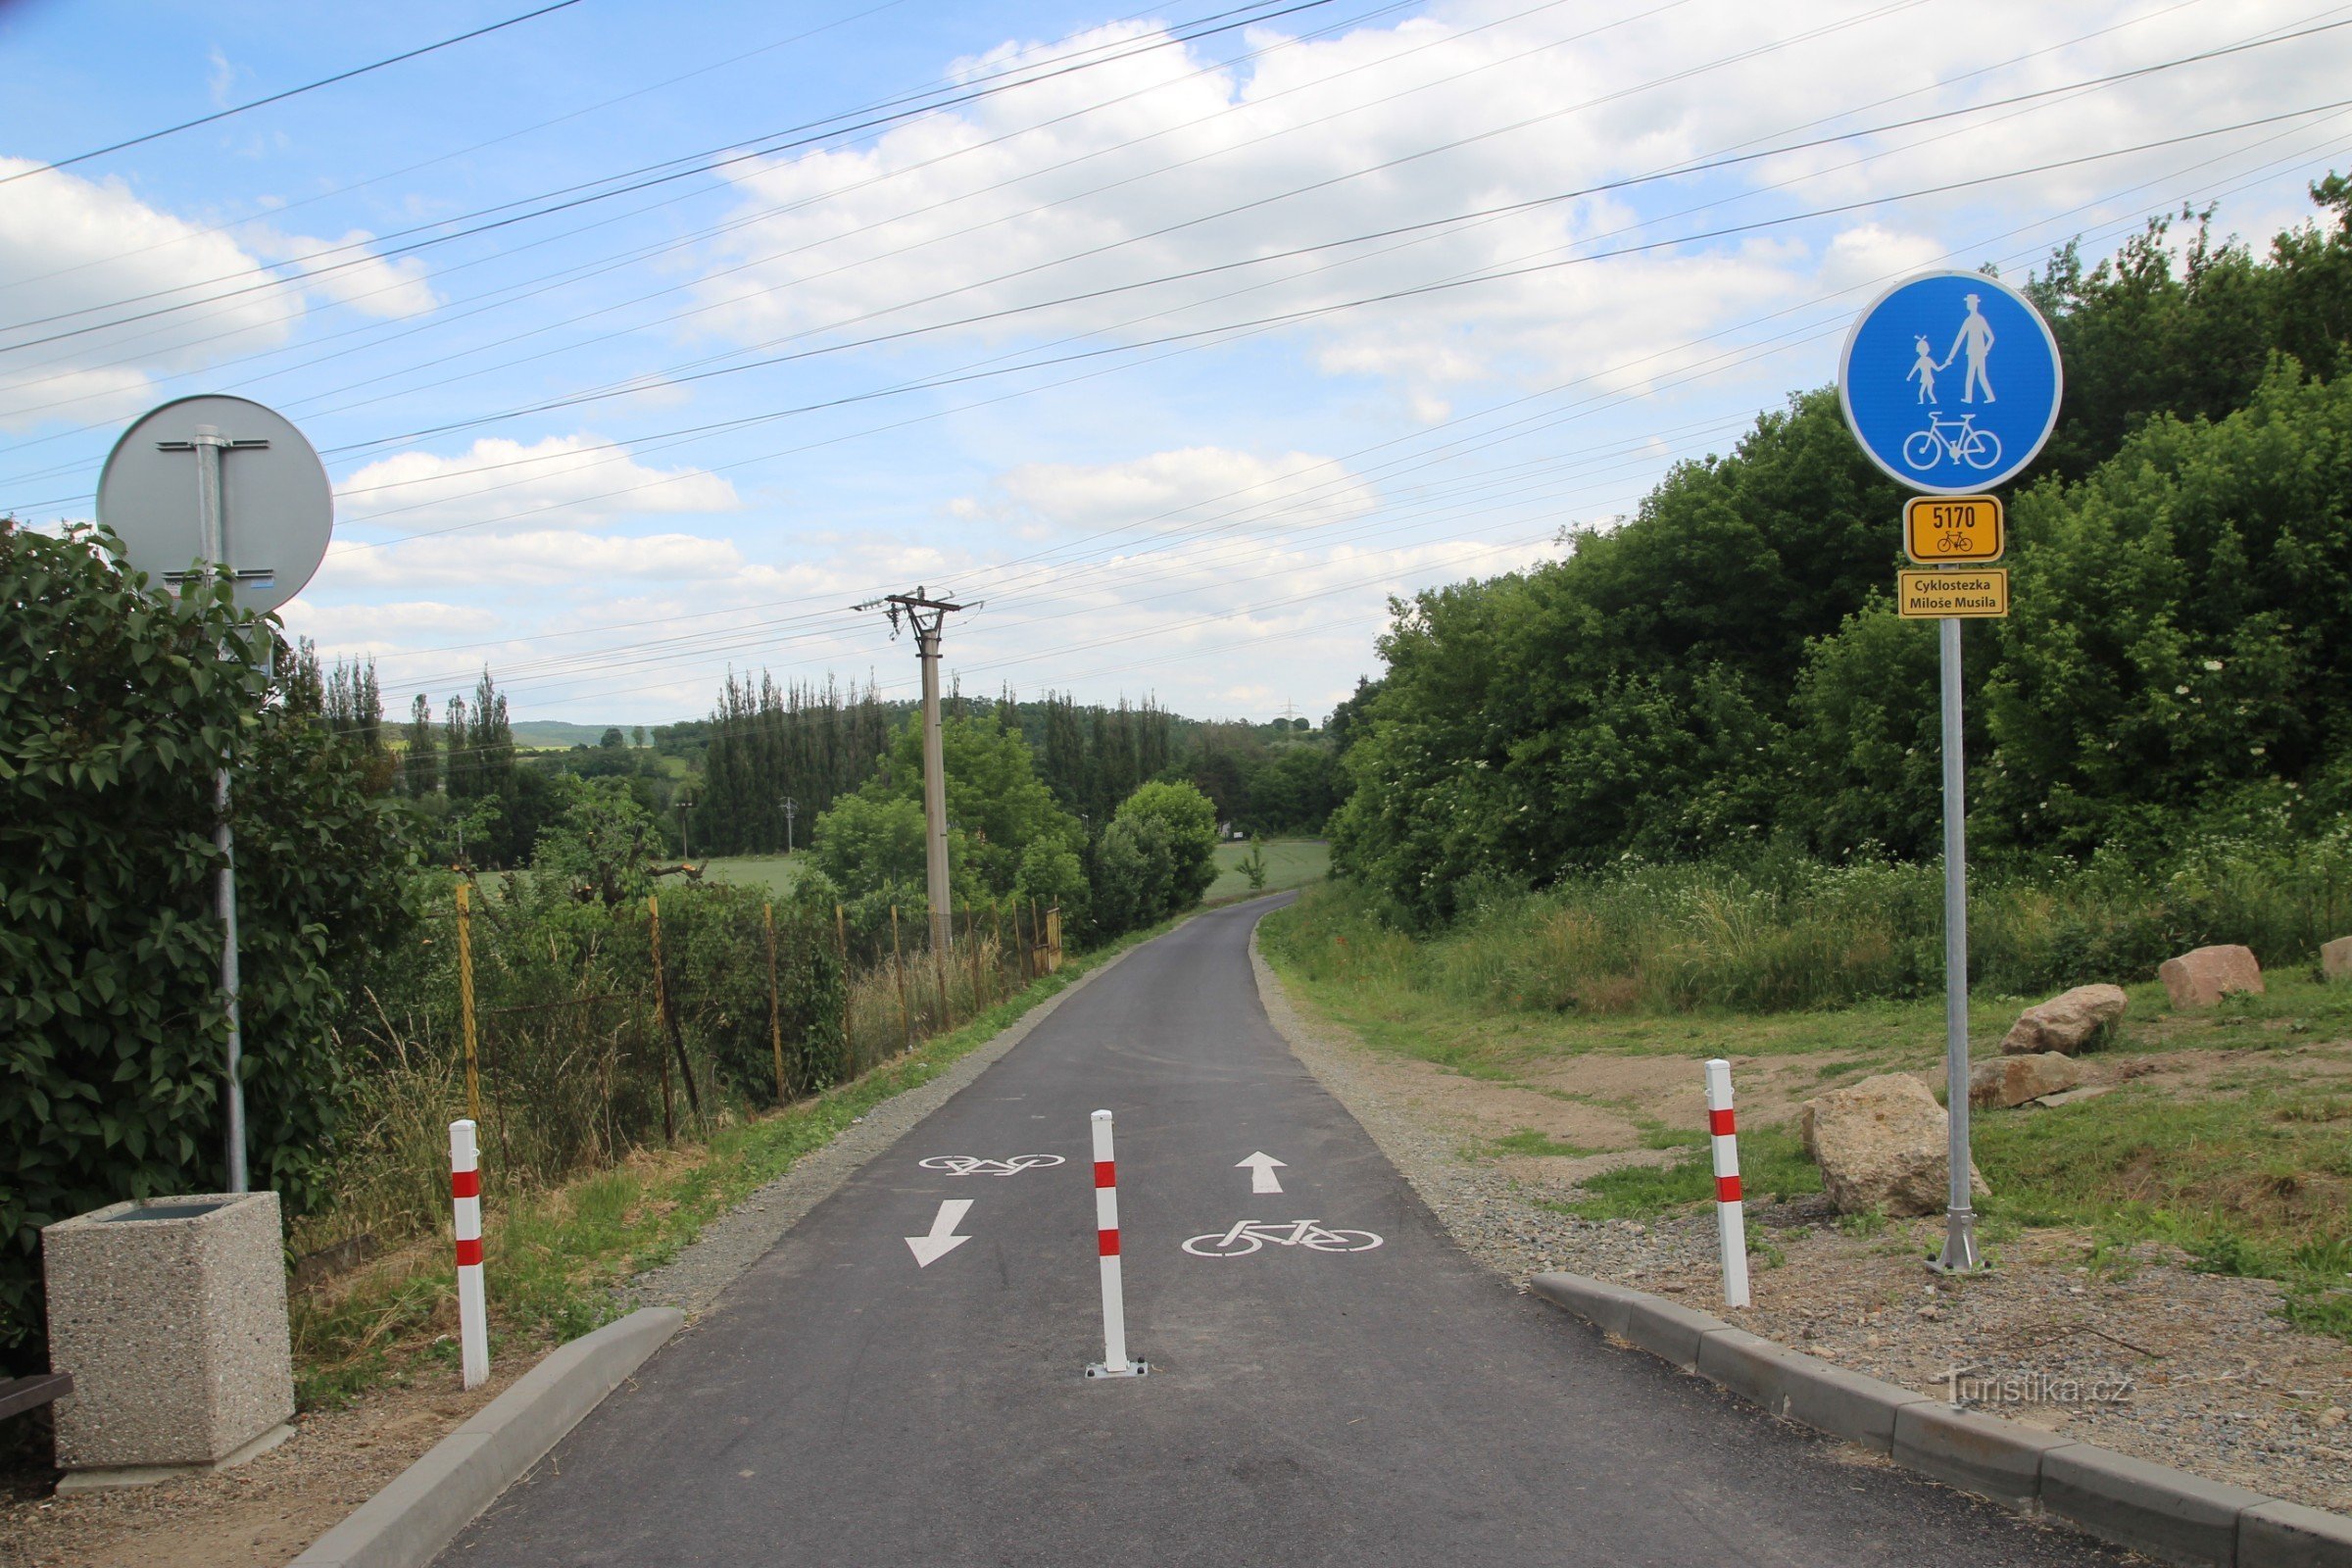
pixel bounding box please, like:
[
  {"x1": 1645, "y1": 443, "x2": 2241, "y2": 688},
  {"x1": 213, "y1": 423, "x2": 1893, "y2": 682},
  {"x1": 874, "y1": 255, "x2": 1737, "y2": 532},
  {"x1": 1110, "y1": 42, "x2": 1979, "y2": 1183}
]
[{"x1": 4, "y1": 0, "x2": 2349, "y2": 726}]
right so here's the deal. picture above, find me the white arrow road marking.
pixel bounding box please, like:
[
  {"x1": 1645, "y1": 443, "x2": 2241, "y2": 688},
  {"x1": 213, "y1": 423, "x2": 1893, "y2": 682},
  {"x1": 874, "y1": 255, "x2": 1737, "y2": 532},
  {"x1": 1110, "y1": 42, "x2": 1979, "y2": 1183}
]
[
  {"x1": 906, "y1": 1199, "x2": 975, "y2": 1267},
  {"x1": 1237, "y1": 1152, "x2": 1287, "y2": 1195}
]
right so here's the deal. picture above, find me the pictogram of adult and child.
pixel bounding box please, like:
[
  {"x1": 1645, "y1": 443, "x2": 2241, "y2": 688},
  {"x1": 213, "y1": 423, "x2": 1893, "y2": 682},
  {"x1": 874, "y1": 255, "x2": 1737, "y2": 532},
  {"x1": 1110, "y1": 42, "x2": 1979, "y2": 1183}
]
[{"x1": 1902, "y1": 293, "x2": 2001, "y2": 471}]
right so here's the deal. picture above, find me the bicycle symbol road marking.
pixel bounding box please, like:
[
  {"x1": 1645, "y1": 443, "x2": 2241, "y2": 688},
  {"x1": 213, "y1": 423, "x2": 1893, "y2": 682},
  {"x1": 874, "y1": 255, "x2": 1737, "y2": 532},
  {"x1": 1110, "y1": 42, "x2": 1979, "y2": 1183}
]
[
  {"x1": 1181, "y1": 1219, "x2": 1385, "y2": 1257},
  {"x1": 918, "y1": 1154, "x2": 1066, "y2": 1177}
]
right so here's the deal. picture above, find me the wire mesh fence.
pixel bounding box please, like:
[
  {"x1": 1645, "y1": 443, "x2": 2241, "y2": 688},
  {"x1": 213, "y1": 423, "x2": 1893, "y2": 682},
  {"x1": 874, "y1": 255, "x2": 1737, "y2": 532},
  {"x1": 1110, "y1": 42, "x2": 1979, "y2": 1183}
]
[{"x1": 300, "y1": 875, "x2": 1060, "y2": 1264}]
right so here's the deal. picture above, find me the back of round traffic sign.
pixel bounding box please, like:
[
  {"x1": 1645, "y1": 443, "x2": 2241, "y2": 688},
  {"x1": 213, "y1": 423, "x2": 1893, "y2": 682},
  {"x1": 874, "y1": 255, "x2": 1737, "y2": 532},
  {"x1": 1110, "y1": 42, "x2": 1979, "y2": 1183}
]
[
  {"x1": 97, "y1": 394, "x2": 333, "y2": 616},
  {"x1": 1838, "y1": 270, "x2": 2062, "y2": 495}
]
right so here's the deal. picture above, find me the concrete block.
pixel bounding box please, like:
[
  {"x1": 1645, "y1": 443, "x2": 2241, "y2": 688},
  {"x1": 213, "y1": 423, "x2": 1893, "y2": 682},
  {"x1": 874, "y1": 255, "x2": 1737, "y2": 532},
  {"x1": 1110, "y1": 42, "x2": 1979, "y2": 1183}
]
[
  {"x1": 2241, "y1": 1497, "x2": 2352, "y2": 1567},
  {"x1": 41, "y1": 1192, "x2": 292, "y2": 1474},
  {"x1": 2042, "y1": 1442, "x2": 2269, "y2": 1566},
  {"x1": 1892, "y1": 1401, "x2": 2073, "y2": 1510},
  {"x1": 1695, "y1": 1328, "x2": 1794, "y2": 1416},
  {"x1": 290, "y1": 1306, "x2": 682, "y2": 1568},
  {"x1": 1619, "y1": 1295, "x2": 1729, "y2": 1372},
  {"x1": 1778, "y1": 1352, "x2": 1930, "y2": 1454},
  {"x1": 1527, "y1": 1272, "x2": 1641, "y2": 1339}
]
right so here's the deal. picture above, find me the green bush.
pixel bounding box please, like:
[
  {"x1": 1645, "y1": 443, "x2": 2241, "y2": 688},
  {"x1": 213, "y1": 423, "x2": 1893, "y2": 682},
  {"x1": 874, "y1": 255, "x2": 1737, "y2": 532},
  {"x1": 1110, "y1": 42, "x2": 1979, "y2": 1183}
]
[{"x1": 1, "y1": 524, "x2": 413, "y2": 1369}]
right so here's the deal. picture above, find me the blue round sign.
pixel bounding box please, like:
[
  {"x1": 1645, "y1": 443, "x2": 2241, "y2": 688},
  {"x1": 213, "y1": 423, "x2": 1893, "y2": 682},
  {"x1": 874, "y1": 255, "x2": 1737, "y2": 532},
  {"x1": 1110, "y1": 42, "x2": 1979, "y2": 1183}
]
[{"x1": 1838, "y1": 270, "x2": 2062, "y2": 495}]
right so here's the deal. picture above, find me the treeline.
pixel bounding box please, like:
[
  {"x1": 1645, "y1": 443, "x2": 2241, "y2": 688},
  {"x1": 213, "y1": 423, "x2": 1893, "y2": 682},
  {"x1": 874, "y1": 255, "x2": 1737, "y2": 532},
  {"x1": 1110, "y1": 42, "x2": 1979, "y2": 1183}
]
[
  {"x1": 690, "y1": 675, "x2": 902, "y2": 856},
  {"x1": 1334, "y1": 186, "x2": 2352, "y2": 926}
]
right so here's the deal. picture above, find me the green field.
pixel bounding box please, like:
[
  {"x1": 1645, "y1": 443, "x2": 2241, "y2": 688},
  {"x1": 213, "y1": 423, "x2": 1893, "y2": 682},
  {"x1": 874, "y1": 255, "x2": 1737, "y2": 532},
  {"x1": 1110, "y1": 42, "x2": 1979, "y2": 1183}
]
[
  {"x1": 697, "y1": 854, "x2": 808, "y2": 896},
  {"x1": 1206, "y1": 838, "x2": 1331, "y2": 901},
  {"x1": 699, "y1": 841, "x2": 1329, "y2": 906}
]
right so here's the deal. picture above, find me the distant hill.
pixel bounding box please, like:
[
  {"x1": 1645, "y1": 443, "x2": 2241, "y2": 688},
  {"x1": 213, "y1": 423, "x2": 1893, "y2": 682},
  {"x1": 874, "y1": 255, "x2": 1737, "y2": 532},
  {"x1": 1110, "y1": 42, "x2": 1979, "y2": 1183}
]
[{"x1": 511, "y1": 720, "x2": 676, "y2": 750}]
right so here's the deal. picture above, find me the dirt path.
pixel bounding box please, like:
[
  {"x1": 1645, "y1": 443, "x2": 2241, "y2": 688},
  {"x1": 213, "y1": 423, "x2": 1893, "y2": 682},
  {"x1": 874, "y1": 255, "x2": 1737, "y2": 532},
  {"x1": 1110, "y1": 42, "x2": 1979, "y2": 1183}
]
[{"x1": 0, "y1": 1362, "x2": 524, "y2": 1568}]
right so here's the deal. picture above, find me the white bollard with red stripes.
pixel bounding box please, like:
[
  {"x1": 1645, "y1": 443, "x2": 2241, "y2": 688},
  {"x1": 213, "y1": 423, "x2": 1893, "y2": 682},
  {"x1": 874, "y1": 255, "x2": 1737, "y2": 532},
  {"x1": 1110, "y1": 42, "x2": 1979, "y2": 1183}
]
[
  {"x1": 1084, "y1": 1109, "x2": 1147, "y2": 1379},
  {"x1": 450, "y1": 1118, "x2": 490, "y2": 1390},
  {"x1": 1704, "y1": 1058, "x2": 1750, "y2": 1309}
]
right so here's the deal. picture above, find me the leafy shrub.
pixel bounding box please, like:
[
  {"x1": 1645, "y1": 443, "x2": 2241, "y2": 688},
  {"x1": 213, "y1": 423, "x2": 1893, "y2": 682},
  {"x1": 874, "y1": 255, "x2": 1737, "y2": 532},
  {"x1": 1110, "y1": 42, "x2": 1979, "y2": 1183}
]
[{"x1": 1, "y1": 524, "x2": 412, "y2": 1369}]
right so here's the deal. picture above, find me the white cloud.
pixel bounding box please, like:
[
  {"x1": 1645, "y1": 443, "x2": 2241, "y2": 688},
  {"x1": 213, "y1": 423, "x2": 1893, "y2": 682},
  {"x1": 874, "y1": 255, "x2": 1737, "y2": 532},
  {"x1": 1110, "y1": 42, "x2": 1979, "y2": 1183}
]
[
  {"x1": 336, "y1": 434, "x2": 741, "y2": 531},
  {"x1": 318, "y1": 527, "x2": 744, "y2": 591},
  {"x1": 244, "y1": 226, "x2": 440, "y2": 319},
  {"x1": 673, "y1": 1, "x2": 2347, "y2": 403},
  {"x1": 976, "y1": 445, "x2": 1376, "y2": 537},
  {"x1": 0, "y1": 159, "x2": 447, "y2": 431}
]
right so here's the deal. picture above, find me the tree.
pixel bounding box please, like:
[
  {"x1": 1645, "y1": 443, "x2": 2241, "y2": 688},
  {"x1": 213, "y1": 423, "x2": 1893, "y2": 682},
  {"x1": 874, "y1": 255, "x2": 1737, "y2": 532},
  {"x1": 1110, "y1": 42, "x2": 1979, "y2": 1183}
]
[
  {"x1": 401, "y1": 693, "x2": 440, "y2": 797},
  {"x1": 1092, "y1": 780, "x2": 1220, "y2": 934},
  {"x1": 600, "y1": 726, "x2": 625, "y2": 750},
  {"x1": 1, "y1": 522, "x2": 413, "y2": 1369}
]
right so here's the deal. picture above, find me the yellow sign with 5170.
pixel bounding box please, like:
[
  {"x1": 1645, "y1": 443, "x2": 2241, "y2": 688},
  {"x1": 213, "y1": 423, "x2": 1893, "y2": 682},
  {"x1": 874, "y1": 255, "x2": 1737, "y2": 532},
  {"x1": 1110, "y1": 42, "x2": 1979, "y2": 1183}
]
[{"x1": 1904, "y1": 494, "x2": 2004, "y2": 564}]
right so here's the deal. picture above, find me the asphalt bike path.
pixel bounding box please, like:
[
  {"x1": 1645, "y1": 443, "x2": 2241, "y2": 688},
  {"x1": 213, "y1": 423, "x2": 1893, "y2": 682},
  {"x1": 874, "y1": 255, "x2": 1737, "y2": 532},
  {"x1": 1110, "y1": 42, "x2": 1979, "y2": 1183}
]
[{"x1": 441, "y1": 897, "x2": 2122, "y2": 1566}]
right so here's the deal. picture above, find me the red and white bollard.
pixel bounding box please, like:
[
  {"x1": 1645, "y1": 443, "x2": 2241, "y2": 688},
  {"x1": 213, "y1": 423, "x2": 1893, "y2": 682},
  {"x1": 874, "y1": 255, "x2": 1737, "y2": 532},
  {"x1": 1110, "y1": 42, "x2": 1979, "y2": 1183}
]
[
  {"x1": 1704, "y1": 1059, "x2": 1750, "y2": 1309},
  {"x1": 1084, "y1": 1109, "x2": 1147, "y2": 1379},
  {"x1": 450, "y1": 1118, "x2": 490, "y2": 1390}
]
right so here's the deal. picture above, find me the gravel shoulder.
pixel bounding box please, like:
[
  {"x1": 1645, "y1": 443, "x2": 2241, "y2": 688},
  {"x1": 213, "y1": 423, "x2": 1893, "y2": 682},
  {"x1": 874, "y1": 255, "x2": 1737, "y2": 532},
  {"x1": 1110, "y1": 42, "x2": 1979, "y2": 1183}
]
[{"x1": 1249, "y1": 924, "x2": 2352, "y2": 1517}]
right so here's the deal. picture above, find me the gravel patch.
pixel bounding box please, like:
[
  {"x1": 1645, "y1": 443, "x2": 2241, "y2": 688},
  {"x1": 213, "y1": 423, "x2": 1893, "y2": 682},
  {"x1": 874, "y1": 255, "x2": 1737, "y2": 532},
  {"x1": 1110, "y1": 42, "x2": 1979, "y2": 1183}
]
[{"x1": 1249, "y1": 927, "x2": 2352, "y2": 1517}]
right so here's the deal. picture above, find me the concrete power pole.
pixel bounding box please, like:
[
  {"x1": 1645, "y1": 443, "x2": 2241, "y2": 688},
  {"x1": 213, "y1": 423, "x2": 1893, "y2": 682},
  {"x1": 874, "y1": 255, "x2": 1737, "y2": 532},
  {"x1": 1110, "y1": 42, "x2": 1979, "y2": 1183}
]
[{"x1": 857, "y1": 586, "x2": 975, "y2": 951}]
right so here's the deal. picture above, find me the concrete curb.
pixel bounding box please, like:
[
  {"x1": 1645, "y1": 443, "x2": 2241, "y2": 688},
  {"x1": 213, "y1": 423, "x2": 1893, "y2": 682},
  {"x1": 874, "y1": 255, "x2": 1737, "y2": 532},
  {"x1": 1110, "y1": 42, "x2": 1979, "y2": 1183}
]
[
  {"x1": 287, "y1": 1306, "x2": 683, "y2": 1568},
  {"x1": 1531, "y1": 1271, "x2": 2352, "y2": 1568}
]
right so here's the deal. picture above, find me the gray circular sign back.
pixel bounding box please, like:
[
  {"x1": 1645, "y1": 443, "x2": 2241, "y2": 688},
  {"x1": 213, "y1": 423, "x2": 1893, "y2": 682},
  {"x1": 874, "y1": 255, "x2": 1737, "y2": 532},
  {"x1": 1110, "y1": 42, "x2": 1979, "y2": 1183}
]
[{"x1": 97, "y1": 394, "x2": 333, "y2": 615}]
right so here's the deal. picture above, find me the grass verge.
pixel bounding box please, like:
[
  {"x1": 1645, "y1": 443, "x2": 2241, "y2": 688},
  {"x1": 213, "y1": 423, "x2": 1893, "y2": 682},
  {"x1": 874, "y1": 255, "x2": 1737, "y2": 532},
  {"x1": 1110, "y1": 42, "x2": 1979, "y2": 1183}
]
[{"x1": 293, "y1": 908, "x2": 1190, "y2": 1408}]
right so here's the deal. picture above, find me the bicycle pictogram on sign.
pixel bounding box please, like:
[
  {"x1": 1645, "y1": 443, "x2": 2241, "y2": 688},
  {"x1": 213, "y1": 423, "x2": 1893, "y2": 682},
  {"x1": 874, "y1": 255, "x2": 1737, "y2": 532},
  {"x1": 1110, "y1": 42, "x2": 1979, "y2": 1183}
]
[{"x1": 1181, "y1": 1219, "x2": 1385, "y2": 1256}]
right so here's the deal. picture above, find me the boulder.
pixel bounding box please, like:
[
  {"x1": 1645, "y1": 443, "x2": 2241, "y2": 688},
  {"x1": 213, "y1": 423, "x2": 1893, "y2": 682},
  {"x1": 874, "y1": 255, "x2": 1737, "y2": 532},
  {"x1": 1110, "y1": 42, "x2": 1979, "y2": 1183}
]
[
  {"x1": 1970, "y1": 1052, "x2": 2084, "y2": 1109},
  {"x1": 1800, "y1": 1073, "x2": 1988, "y2": 1217},
  {"x1": 2158, "y1": 944, "x2": 2265, "y2": 1008},
  {"x1": 1999, "y1": 984, "x2": 2129, "y2": 1055},
  {"x1": 2323, "y1": 936, "x2": 2352, "y2": 983}
]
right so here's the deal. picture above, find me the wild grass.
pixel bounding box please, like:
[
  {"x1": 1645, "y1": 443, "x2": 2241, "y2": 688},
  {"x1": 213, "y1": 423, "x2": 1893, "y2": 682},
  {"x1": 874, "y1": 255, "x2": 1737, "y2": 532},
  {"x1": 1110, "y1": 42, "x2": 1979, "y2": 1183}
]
[
  {"x1": 1538, "y1": 1123, "x2": 1822, "y2": 1221},
  {"x1": 1268, "y1": 827, "x2": 2352, "y2": 1020}
]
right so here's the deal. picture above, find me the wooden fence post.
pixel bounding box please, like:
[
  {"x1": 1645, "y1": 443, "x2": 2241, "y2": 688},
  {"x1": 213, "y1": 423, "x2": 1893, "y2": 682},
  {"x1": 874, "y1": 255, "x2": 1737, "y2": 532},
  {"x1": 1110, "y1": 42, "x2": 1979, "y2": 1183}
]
[
  {"x1": 835, "y1": 902, "x2": 852, "y2": 1063},
  {"x1": 648, "y1": 893, "x2": 703, "y2": 1135},
  {"x1": 762, "y1": 901, "x2": 785, "y2": 1106},
  {"x1": 890, "y1": 904, "x2": 912, "y2": 1053},
  {"x1": 456, "y1": 880, "x2": 482, "y2": 1122}
]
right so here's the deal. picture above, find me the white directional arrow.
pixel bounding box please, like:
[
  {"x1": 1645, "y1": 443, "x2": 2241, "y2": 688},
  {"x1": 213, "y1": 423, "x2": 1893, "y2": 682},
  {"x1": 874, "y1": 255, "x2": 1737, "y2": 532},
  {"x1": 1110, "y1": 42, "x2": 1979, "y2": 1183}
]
[
  {"x1": 1237, "y1": 1152, "x2": 1287, "y2": 1195},
  {"x1": 906, "y1": 1199, "x2": 974, "y2": 1267}
]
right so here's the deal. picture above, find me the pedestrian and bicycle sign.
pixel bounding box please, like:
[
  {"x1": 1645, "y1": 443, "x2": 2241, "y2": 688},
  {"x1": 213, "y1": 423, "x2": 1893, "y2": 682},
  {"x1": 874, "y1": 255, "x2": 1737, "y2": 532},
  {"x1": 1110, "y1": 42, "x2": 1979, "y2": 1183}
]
[
  {"x1": 1838, "y1": 270, "x2": 2062, "y2": 1279},
  {"x1": 1838, "y1": 270, "x2": 2062, "y2": 495},
  {"x1": 1904, "y1": 495, "x2": 2003, "y2": 563}
]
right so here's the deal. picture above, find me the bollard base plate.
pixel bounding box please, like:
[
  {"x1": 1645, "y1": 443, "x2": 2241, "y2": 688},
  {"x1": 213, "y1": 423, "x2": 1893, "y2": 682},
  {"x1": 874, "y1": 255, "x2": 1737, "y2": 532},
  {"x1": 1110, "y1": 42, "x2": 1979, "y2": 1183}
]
[{"x1": 1084, "y1": 1360, "x2": 1149, "y2": 1379}]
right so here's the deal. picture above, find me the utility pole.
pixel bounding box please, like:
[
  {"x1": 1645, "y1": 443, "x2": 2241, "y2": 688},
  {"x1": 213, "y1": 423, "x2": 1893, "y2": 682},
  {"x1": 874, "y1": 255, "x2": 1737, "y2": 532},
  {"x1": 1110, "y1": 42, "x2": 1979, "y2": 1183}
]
[
  {"x1": 856, "y1": 586, "x2": 978, "y2": 951},
  {"x1": 678, "y1": 791, "x2": 696, "y2": 861},
  {"x1": 782, "y1": 796, "x2": 798, "y2": 856}
]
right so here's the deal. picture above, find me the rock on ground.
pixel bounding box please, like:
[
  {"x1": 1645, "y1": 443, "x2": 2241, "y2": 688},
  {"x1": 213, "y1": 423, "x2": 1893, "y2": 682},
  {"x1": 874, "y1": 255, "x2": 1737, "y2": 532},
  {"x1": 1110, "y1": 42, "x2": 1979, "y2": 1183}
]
[
  {"x1": 2000, "y1": 984, "x2": 2129, "y2": 1054},
  {"x1": 2323, "y1": 936, "x2": 2352, "y2": 982},
  {"x1": 1800, "y1": 1072, "x2": 1987, "y2": 1217},
  {"x1": 2161, "y1": 945, "x2": 2266, "y2": 1008},
  {"x1": 1970, "y1": 1052, "x2": 2084, "y2": 1108}
]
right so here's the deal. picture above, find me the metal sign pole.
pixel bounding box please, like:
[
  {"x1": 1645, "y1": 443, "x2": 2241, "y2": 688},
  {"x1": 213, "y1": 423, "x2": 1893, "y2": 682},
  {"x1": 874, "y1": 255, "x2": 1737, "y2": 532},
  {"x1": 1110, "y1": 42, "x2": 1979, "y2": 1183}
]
[
  {"x1": 101, "y1": 395, "x2": 338, "y2": 1198},
  {"x1": 191, "y1": 426, "x2": 251, "y2": 1196},
  {"x1": 1934, "y1": 614, "x2": 1980, "y2": 1272}
]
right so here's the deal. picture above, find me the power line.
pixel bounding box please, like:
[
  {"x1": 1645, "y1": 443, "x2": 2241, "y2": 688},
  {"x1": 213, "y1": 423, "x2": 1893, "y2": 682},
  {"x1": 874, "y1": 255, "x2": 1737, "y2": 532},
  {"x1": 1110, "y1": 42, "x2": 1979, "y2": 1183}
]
[
  {"x1": 0, "y1": 0, "x2": 1341, "y2": 347},
  {"x1": 0, "y1": 1, "x2": 588, "y2": 186}
]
